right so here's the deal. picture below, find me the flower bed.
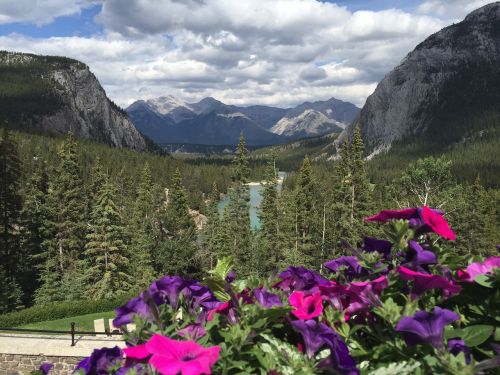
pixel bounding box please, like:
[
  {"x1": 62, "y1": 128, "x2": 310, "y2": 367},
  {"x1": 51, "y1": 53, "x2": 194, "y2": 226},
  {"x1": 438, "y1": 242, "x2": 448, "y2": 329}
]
[{"x1": 38, "y1": 206, "x2": 500, "y2": 374}]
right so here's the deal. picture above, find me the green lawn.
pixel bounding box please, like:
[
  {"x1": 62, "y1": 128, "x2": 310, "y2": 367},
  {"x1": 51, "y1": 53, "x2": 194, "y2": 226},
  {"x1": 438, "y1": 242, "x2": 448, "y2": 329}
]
[{"x1": 15, "y1": 311, "x2": 116, "y2": 333}]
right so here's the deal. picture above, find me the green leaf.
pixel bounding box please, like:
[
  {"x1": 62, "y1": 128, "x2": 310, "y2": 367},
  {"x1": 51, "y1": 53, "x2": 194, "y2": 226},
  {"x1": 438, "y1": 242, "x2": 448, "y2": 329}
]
[
  {"x1": 474, "y1": 274, "x2": 494, "y2": 288},
  {"x1": 205, "y1": 277, "x2": 231, "y2": 302},
  {"x1": 446, "y1": 325, "x2": 494, "y2": 347},
  {"x1": 209, "y1": 256, "x2": 234, "y2": 280}
]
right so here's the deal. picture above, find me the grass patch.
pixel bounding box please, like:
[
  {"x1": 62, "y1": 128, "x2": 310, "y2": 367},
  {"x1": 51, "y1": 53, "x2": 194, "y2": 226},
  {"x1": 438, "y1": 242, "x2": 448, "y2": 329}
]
[{"x1": 15, "y1": 311, "x2": 116, "y2": 333}]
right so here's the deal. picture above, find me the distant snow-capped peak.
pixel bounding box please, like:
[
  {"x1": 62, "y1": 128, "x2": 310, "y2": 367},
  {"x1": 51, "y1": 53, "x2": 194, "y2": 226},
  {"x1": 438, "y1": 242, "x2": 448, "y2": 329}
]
[{"x1": 146, "y1": 95, "x2": 192, "y2": 115}]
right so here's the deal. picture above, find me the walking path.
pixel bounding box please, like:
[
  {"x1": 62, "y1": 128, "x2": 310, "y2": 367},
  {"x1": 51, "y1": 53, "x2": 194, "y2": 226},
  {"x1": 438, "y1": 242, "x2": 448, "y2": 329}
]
[{"x1": 0, "y1": 333, "x2": 124, "y2": 357}]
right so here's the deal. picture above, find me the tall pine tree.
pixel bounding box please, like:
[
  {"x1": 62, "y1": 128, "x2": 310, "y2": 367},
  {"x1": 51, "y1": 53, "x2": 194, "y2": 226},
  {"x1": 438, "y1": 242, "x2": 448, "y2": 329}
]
[
  {"x1": 223, "y1": 132, "x2": 252, "y2": 275},
  {"x1": 84, "y1": 178, "x2": 132, "y2": 299},
  {"x1": 158, "y1": 168, "x2": 198, "y2": 276},
  {"x1": 256, "y1": 150, "x2": 281, "y2": 274},
  {"x1": 0, "y1": 128, "x2": 23, "y2": 298},
  {"x1": 36, "y1": 133, "x2": 87, "y2": 303},
  {"x1": 128, "y1": 162, "x2": 157, "y2": 289}
]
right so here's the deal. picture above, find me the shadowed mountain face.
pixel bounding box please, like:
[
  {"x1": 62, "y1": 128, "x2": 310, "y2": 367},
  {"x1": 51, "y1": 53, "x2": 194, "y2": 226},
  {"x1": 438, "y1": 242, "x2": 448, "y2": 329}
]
[
  {"x1": 343, "y1": 2, "x2": 500, "y2": 157},
  {"x1": 0, "y1": 51, "x2": 152, "y2": 151},
  {"x1": 127, "y1": 96, "x2": 359, "y2": 146}
]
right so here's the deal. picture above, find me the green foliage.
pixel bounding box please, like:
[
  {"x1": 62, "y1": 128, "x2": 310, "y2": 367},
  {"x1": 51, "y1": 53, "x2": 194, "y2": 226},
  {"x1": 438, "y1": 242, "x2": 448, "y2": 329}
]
[
  {"x1": 84, "y1": 179, "x2": 132, "y2": 299},
  {"x1": 0, "y1": 293, "x2": 134, "y2": 328},
  {"x1": 222, "y1": 133, "x2": 252, "y2": 275},
  {"x1": 0, "y1": 128, "x2": 24, "y2": 309}
]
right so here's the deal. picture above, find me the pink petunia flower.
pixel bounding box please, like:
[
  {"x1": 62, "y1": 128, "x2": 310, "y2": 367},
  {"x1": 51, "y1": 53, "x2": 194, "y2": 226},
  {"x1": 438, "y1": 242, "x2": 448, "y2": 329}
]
[
  {"x1": 289, "y1": 291, "x2": 323, "y2": 320},
  {"x1": 364, "y1": 208, "x2": 419, "y2": 222},
  {"x1": 420, "y1": 206, "x2": 456, "y2": 240},
  {"x1": 397, "y1": 266, "x2": 461, "y2": 299},
  {"x1": 320, "y1": 276, "x2": 388, "y2": 316},
  {"x1": 457, "y1": 256, "x2": 500, "y2": 282},
  {"x1": 123, "y1": 334, "x2": 220, "y2": 375}
]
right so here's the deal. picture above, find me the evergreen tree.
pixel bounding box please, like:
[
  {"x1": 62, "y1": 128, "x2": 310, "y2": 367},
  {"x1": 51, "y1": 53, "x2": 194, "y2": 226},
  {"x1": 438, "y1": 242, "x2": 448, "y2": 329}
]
[
  {"x1": 200, "y1": 182, "x2": 222, "y2": 270},
  {"x1": 158, "y1": 168, "x2": 198, "y2": 276},
  {"x1": 453, "y1": 177, "x2": 496, "y2": 257},
  {"x1": 223, "y1": 133, "x2": 252, "y2": 275},
  {"x1": 294, "y1": 155, "x2": 320, "y2": 268},
  {"x1": 84, "y1": 178, "x2": 132, "y2": 299},
  {"x1": 36, "y1": 133, "x2": 87, "y2": 303},
  {"x1": 328, "y1": 141, "x2": 355, "y2": 255},
  {"x1": 19, "y1": 159, "x2": 49, "y2": 304},
  {"x1": 0, "y1": 128, "x2": 22, "y2": 286},
  {"x1": 256, "y1": 150, "x2": 281, "y2": 274},
  {"x1": 89, "y1": 156, "x2": 106, "y2": 201},
  {"x1": 128, "y1": 163, "x2": 157, "y2": 289},
  {"x1": 349, "y1": 128, "x2": 375, "y2": 238}
]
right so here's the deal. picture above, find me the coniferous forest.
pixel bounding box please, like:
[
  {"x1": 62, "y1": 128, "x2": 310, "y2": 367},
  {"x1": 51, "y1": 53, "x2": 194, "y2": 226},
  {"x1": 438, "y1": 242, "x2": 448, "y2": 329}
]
[{"x1": 1, "y1": 126, "x2": 498, "y2": 313}]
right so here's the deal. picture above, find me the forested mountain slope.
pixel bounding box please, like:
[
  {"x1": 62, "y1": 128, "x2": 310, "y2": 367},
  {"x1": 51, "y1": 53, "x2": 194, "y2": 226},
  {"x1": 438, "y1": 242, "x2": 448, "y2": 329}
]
[{"x1": 0, "y1": 51, "x2": 153, "y2": 151}]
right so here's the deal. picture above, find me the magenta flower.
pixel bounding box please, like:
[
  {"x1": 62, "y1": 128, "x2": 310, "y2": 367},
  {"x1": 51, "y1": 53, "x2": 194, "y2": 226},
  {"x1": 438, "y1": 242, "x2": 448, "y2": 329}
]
[
  {"x1": 275, "y1": 266, "x2": 329, "y2": 292},
  {"x1": 124, "y1": 334, "x2": 220, "y2": 375},
  {"x1": 420, "y1": 206, "x2": 456, "y2": 240},
  {"x1": 289, "y1": 291, "x2": 323, "y2": 320},
  {"x1": 253, "y1": 287, "x2": 283, "y2": 308},
  {"x1": 365, "y1": 208, "x2": 419, "y2": 222},
  {"x1": 396, "y1": 307, "x2": 459, "y2": 349},
  {"x1": 345, "y1": 276, "x2": 388, "y2": 314},
  {"x1": 397, "y1": 266, "x2": 461, "y2": 299},
  {"x1": 365, "y1": 207, "x2": 455, "y2": 240},
  {"x1": 320, "y1": 276, "x2": 388, "y2": 316},
  {"x1": 458, "y1": 256, "x2": 500, "y2": 282}
]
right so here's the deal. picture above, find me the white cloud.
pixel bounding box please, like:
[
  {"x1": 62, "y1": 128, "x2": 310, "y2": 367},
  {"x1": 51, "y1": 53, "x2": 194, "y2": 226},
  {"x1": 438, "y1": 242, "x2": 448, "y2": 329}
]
[
  {"x1": 417, "y1": 0, "x2": 493, "y2": 20},
  {"x1": 0, "y1": 0, "x2": 486, "y2": 108},
  {"x1": 0, "y1": 0, "x2": 91, "y2": 26}
]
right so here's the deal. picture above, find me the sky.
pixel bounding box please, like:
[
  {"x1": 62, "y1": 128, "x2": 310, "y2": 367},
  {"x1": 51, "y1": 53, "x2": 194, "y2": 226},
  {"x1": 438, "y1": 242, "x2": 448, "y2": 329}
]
[{"x1": 0, "y1": 0, "x2": 494, "y2": 108}]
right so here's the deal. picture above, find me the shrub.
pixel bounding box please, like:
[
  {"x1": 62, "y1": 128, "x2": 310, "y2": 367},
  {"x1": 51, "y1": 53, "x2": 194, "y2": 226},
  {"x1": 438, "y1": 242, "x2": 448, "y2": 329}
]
[
  {"x1": 44, "y1": 207, "x2": 500, "y2": 375},
  {"x1": 0, "y1": 292, "x2": 136, "y2": 328}
]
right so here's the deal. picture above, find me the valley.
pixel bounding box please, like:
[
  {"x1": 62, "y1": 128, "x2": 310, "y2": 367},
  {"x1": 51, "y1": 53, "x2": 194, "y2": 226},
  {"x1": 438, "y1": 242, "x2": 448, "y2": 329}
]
[{"x1": 0, "y1": 2, "x2": 499, "y2": 375}]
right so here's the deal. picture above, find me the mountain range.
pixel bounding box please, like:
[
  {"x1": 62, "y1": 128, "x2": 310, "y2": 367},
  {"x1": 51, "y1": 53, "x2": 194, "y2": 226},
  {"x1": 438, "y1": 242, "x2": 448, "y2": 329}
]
[
  {"x1": 0, "y1": 51, "x2": 154, "y2": 152},
  {"x1": 340, "y1": 2, "x2": 500, "y2": 159},
  {"x1": 126, "y1": 96, "x2": 359, "y2": 146}
]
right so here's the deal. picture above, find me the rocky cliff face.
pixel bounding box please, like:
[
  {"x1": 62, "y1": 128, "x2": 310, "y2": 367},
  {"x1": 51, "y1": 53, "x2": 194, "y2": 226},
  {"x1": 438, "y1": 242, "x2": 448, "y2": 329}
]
[
  {"x1": 345, "y1": 2, "x2": 500, "y2": 156},
  {"x1": 0, "y1": 51, "x2": 150, "y2": 151}
]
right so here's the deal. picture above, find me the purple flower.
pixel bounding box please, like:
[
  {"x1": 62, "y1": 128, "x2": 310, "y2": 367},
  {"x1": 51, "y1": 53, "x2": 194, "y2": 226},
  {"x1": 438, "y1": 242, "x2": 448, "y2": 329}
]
[
  {"x1": 177, "y1": 323, "x2": 207, "y2": 341},
  {"x1": 225, "y1": 271, "x2": 236, "y2": 283},
  {"x1": 320, "y1": 333, "x2": 360, "y2": 375},
  {"x1": 396, "y1": 307, "x2": 459, "y2": 349},
  {"x1": 253, "y1": 287, "x2": 283, "y2": 308},
  {"x1": 448, "y1": 338, "x2": 471, "y2": 364},
  {"x1": 324, "y1": 256, "x2": 368, "y2": 281},
  {"x1": 184, "y1": 283, "x2": 221, "y2": 312},
  {"x1": 291, "y1": 320, "x2": 359, "y2": 374},
  {"x1": 39, "y1": 363, "x2": 53, "y2": 375},
  {"x1": 74, "y1": 347, "x2": 123, "y2": 374},
  {"x1": 113, "y1": 292, "x2": 152, "y2": 327},
  {"x1": 291, "y1": 320, "x2": 335, "y2": 358},
  {"x1": 274, "y1": 266, "x2": 329, "y2": 292},
  {"x1": 362, "y1": 236, "x2": 393, "y2": 260},
  {"x1": 149, "y1": 276, "x2": 191, "y2": 309},
  {"x1": 403, "y1": 240, "x2": 437, "y2": 271}
]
